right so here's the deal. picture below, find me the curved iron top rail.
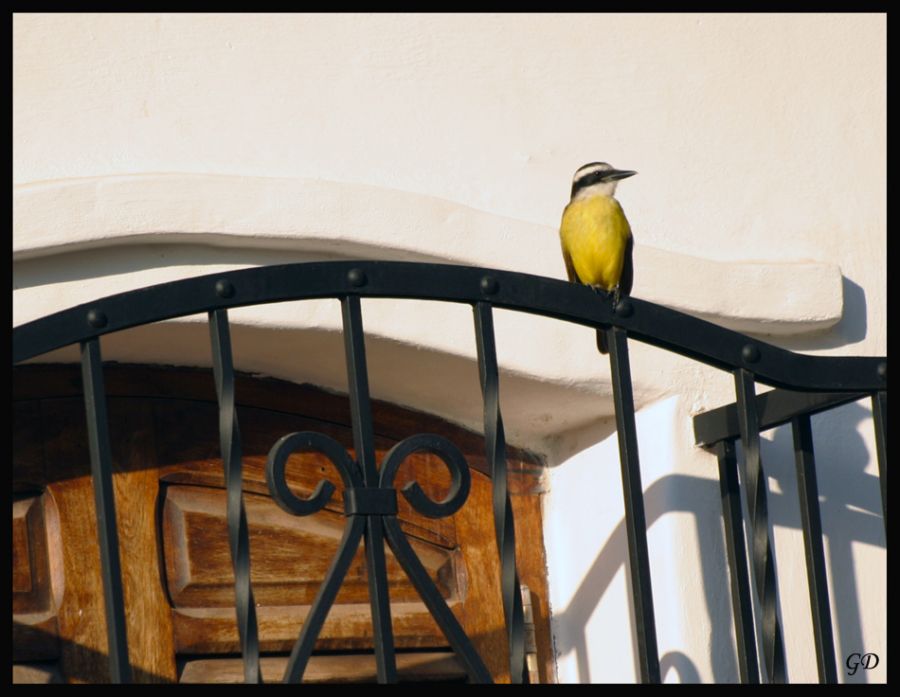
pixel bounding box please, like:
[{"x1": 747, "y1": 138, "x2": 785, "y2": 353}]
[{"x1": 13, "y1": 260, "x2": 886, "y2": 392}]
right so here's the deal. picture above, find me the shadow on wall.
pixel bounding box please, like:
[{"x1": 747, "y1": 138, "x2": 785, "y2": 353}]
[
  {"x1": 762, "y1": 399, "x2": 885, "y2": 685},
  {"x1": 772, "y1": 276, "x2": 868, "y2": 351},
  {"x1": 554, "y1": 399, "x2": 884, "y2": 683},
  {"x1": 552, "y1": 471, "x2": 738, "y2": 683}
]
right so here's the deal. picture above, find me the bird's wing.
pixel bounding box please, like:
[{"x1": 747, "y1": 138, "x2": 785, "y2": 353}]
[
  {"x1": 561, "y1": 245, "x2": 577, "y2": 283},
  {"x1": 619, "y1": 233, "x2": 634, "y2": 296}
]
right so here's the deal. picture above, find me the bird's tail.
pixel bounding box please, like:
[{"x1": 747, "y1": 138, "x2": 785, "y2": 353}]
[{"x1": 596, "y1": 328, "x2": 609, "y2": 354}]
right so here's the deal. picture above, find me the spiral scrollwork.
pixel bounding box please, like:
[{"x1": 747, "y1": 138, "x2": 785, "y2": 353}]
[
  {"x1": 379, "y1": 433, "x2": 472, "y2": 519},
  {"x1": 263, "y1": 428, "x2": 488, "y2": 683},
  {"x1": 266, "y1": 431, "x2": 361, "y2": 517}
]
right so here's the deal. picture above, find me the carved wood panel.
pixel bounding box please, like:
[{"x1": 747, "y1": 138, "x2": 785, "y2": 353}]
[{"x1": 12, "y1": 364, "x2": 552, "y2": 683}]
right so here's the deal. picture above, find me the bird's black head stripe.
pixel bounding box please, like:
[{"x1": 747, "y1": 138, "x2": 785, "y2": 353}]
[{"x1": 571, "y1": 170, "x2": 610, "y2": 197}]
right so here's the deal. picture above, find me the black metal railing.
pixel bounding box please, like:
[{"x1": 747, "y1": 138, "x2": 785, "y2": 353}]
[
  {"x1": 12, "y1": 260, "x2": 887, "y2": 684},
  {"x1": 693, "y1": 384, "x2": 887, "y2": 683}
]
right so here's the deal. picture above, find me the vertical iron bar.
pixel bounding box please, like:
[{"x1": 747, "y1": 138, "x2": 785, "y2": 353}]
[
  {"x1": 715, "y1": 438, "x2": 760, "y2": 684},
  {"x1": 208, "y1": 310, "x2": 261, "y2": 683},
  {"x1": 605, "y1": 326, "x2": 660, "y2": 683},
  {"x1": 382, "y1": 517, "x2": 494, "y2": 683},
  {"x1": 341, "y1": 295, "x2": 397, "y2": 683},
  {"x1": 473, "y1": 302, "x2": 526, "y2": 684},
  {"x1": 80, "y1": 338, "x2": 132, "y2": 683},
  {"x1": 282, "y1": 516, "x2": 367, "y2": 683},
  {"x1": 791, "y1": 414, "x2": 837, "y2": 683},
  {"x1": 871, "y1": 392, "x2": 886, "y2": 533},
  {"x1": 733, "y1": 368, "x2": 786, "y2": 683}
]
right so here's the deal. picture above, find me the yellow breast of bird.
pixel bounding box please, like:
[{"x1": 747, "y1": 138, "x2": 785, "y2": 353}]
[{"x1": 560, "y1": 194, "x2": 631, "y2": 290}]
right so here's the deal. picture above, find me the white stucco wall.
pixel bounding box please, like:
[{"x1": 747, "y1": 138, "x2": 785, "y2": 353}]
[{"x1": 13, "y1": 13, "x2": 885, "y2": 683}]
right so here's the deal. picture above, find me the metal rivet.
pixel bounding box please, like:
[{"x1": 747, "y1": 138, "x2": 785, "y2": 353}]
[
  {"x1": 87, "y1": 309, "x2": 107, "y2": 328},
  {"x1": 480, "y1": 276, "x2": 499, "y2": 295},
  {"x1": 348, "y1": 268, "x2": 367, "y2": 287},
  {"x1": 742, "y1": 344, "x2": 760, "y2": 363},
  {"x1": 878, "y1": 362, "x2": 887, "y2": 380},
  {"x1": 215, "y1": 279, "x2": 235, "y2": 298},
  {"x1": 615, "y1": 298, "x2": 633, "y2": 317}
]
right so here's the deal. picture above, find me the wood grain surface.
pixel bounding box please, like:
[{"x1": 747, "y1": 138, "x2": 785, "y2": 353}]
[
  {"x1": 179, "y1": 651, "x2": 467, "y2": 683},
  {"x1": 13, "y1": 363, "x2": 553, "y2": 683}
]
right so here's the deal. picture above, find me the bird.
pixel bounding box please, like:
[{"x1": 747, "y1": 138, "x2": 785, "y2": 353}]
[{"x1": 559, "y1": 162, "x2": 637, "y2": 353}]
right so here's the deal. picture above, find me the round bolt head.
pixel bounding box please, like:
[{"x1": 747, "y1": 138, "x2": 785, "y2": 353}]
[
  {"x1": 87, "y1": 309, "x2": 107, "y2": 328},
  {"x1": 348, "y1": 268, "x2": 367, "y2": 287},
  {"x1": 614, "y1": 298, "x2": 633, "y2": 317},
  {"x1": 480, "y1": 276, "x2": 499, "y2": 295},
  {"x1": 742, "y1": 344, "x2": 761, "y2": 363},
  {"x1": 878, "y1": 362, "x2": 887, "y2": 380},
  {"x1": 215, "y1": 279, "x2": 235, "y2": 298}
]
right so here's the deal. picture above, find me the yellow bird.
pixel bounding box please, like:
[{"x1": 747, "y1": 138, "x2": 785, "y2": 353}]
[{"x1": 559, "y1": 162, "x2": 637, "y2": 353}]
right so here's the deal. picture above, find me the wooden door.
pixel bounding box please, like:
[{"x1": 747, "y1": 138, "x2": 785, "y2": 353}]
[{"x1": 13, "y1": 364, "x2": 552, "y2": 683}]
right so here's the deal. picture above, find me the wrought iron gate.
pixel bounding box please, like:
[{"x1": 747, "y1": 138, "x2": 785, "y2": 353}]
[{"x1": 12, "y1": 261, "x2": 887, "y2": 683}]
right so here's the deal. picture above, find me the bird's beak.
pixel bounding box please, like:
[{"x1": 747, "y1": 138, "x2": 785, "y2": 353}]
[{"x1": 605, "y1": 169, "x2": 637, "y2": 181}]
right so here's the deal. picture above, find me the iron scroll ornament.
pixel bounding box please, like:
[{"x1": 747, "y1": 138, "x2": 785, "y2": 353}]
[{"x1": 265, "y1": 431, "x2": 491, "y2": 683}]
